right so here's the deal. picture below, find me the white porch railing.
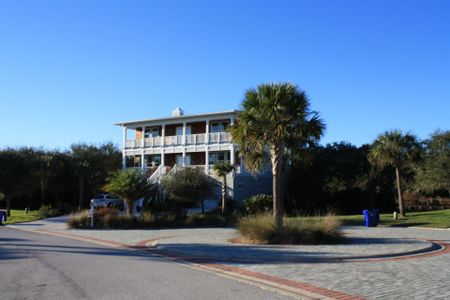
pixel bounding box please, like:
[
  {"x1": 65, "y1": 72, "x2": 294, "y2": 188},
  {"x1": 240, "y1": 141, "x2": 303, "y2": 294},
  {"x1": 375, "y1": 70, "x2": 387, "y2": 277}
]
[
  {"x1": 185, "y1": 133, "x2": 206, "y2": 145},
  {"x1": 125, "y1": 132, "x2": 231, "y2": 149},
  {"x1": 208, "y1": 132, "x2": 229, "y2": 143}
]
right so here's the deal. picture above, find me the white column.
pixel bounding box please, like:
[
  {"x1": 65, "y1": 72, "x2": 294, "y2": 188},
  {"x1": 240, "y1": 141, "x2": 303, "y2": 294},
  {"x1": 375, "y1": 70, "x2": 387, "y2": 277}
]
[
  {"x1": 161, "y1": 124, "x2": 165, "y2": 166},
  {"x1": 122, "y1": 127, "x2": 127, "y2": 170},
  {"x1": 205, "y1": 120, "x2": 209, "y2": 174},
  {"x1": 230, "y1": 117, "x2": 235, "y2": 166},
  {"x1": 182, "y1": 122, "x2": 186, "y2": 167},
  {"x1": 141, "y1": 126, "x2": 145, "y2": 169}
]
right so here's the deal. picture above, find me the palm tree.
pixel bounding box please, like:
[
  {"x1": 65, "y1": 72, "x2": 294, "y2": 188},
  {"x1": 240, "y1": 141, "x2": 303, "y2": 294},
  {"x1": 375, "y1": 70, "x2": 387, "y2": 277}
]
[
  {"x1": 368, "y1": 130, "x2": 421, "y2": 217},
  {"x1": 229, "y1": 82, "x2": 325, "y2": 227},
  {"x1": 213, "y1": 161, "x2": 234, "y2": 214},
  {"x1": 104, "y1": 169, "x2": 155, "y2": 216}
]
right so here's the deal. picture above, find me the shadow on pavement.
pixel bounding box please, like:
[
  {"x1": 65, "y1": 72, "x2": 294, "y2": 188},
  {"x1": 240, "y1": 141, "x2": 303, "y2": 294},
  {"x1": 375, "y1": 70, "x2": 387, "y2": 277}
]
[{"x1": 154, "y1": 237, "x2": 440, "y2": 264}]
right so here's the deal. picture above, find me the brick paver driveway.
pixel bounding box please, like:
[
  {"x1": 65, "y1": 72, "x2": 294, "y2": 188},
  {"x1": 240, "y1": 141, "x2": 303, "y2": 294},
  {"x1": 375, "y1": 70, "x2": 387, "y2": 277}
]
[{"x1": 9, "y1": 217, "x2": 450, "y2": 299}]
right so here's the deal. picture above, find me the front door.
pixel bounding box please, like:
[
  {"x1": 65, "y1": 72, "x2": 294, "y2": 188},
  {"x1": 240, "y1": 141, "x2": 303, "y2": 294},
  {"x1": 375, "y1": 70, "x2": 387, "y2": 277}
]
[
  {"x1": 176, "y1": 154, "x2": 191, "y2": 166},
  {"x1": 185, "y1": 154, "x2": 191, "y2": 166},
  {"x1": 176, "y1": 155, "x2": 183, "y2": 166}
]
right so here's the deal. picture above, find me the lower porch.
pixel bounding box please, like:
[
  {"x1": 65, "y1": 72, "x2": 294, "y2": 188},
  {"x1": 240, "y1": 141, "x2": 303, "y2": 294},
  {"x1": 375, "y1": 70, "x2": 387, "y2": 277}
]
[{"x1": 124, "y1": 150, "x2": 240, "y2": 176}]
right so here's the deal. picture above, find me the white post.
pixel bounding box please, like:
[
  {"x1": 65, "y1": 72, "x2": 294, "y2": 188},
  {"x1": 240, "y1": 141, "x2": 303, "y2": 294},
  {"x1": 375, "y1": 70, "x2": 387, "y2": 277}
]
[
  {"x1": 161, "y1": 124, "x2": 165, "y2": 166},
  {"x1": 230, "y1": 117, "x2": 235, "y2": 166},
  {"x1": 205, "y1": 120, "x2": 209, "y2": 174},
  {"x1": 90, "y1": 206, "x2": 94, "y2": 228},
  {"x1": 182, "y1": 122, "x2": 186, "y2": 167},
  {"x1": 141, "y1": 126, "x2": 145, "y2": 169},
  {"x1": 122, "y1": 127, "x2": 127, "y2": 170}
]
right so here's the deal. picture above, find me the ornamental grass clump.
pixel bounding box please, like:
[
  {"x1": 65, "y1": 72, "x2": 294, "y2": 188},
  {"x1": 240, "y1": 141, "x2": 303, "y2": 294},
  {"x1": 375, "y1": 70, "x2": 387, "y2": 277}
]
[
  {"x1": 67, "y1": 210, "x2": 90, "y2": 228},
  {"x1": 238, "y1": 214, "x2": 343, "y2": 244}
]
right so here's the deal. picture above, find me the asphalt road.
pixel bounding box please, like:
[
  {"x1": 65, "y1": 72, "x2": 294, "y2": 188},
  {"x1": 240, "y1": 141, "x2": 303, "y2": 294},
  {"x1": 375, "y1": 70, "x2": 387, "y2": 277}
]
[{"x1": 0, "y1": 227, "x2": 291, "y2": 300}]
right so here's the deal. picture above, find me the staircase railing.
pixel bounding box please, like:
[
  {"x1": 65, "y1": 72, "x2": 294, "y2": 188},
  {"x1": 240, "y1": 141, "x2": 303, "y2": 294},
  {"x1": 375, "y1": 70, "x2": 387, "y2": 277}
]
[{"x1": 148, "y1": 165, "x2": 162, "y2": 183}]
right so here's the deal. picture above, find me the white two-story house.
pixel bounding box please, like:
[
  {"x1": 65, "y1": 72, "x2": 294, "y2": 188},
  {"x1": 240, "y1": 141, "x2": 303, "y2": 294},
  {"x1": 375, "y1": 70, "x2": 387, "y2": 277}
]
[{"x1": 115, "y1": 108, "x2": 272, "y2": 202}]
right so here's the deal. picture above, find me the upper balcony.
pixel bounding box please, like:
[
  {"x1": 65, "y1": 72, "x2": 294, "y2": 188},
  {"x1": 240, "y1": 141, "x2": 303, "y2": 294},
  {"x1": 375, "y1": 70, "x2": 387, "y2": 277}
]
[
  {"x1": 118, "y1": 110, "x2": 238, "y2": 151},
  {"x1": 125, "y1": 132, "x2": 231, "y2": 149}
]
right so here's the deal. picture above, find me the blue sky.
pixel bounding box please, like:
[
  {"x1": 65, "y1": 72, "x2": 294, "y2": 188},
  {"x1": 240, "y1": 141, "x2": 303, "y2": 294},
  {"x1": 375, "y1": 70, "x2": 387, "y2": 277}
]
[{"x1": 0, "y1": 0, "x2": 449, "y2": 149}]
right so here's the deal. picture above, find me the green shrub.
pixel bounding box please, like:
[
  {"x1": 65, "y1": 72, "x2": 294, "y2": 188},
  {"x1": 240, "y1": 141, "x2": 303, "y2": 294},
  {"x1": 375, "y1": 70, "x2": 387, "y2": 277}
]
[
  {"x1": 238, "y1": 213, "x2": 343, "y2": 244},
  {"x1": 243, "y1": 194, "x2": 273, "y2": 215},
  {"x1": 38, "y1": 205, "x2": 62, "y2": 219},
  {"x1": 161, "y1": 167, "x2": 215, "y2": 211},
  {"x1": 186, "y1": 214, "x2": 227, "y2": 227}
]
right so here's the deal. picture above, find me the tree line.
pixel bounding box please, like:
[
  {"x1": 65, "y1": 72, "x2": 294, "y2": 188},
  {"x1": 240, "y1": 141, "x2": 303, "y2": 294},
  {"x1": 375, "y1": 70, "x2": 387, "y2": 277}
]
[
  {"x1": 286, "y1": 130, "x2": 450, "y2": 215},
  {"x1": 0, "y1": 143, "x2": 121, "y2": 215}
]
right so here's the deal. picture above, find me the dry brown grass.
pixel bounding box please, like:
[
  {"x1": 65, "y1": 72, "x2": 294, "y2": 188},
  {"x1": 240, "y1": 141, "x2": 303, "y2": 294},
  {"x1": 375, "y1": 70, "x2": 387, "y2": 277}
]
[{"x1": 238, "y1": 213, "x2": 343, "y2": 244}]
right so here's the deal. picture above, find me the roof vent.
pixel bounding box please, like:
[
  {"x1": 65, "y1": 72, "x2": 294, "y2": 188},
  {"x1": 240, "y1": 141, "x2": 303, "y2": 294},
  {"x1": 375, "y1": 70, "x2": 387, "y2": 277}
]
[{"x1": 172, "y1": 107, "x2": 184, "y2": 117}]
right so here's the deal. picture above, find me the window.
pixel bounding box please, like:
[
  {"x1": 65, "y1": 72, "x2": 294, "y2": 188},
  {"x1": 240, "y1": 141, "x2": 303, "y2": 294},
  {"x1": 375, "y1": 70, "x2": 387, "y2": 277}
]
[
  {"x1": 257, "y1": 183, "x2": 261, "y2": 190},
  {"x1": 238, "y1": 183, "x2": 244, "y2": 190},
  {"x1": 176, "y1": 126, "x2": 191, "y2": 136},
  {"x1": 134, "y1": 156, "x2": 141, "y2": 168},
  {"x1": 145, "y1": 127, "x2": 159, "y2": 138},
  {"x1": 144, "y1": 155, "x2": 161, "y2": 167},
  {"x1": 208, "y1": 151, "x2": 230, "y2": 165},
  {"x1": 211, "y1": 121, "x2": 229, "y2": 133}
]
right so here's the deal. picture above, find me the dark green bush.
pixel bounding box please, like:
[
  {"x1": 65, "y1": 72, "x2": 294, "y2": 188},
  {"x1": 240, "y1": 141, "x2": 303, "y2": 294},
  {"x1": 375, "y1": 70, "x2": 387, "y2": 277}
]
[
  {"x1": 38, "y1": 205, "x2": 63, "y2": 219},
  {"x1": 186, "y1": 214, "x2": 227, "y2": 227},
  {"x1": 243, "y1": 194, "x2": 273, "y2": 215}
]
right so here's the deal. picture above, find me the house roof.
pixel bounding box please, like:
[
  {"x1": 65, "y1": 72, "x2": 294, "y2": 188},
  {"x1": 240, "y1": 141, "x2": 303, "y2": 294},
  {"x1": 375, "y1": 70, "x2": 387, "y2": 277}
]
[{"x1": 114, "y1": 110, "x2": 239, "y2": 127}]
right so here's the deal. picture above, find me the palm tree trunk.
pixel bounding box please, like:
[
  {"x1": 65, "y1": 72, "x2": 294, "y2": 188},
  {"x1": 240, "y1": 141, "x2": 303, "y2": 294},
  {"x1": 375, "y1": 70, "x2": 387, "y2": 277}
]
[
  {"x1": 395, "y1": 167, "x2": 405, "y2": 217},
  {"x1": 127, "y1": 200, "x2": 133, "y2": 216},
  {"x1": 78, "y1": 175, "x2": 84, "y2": 210},
  {"x1": 221, "y1": 176, "x2": 227, "y2": 214},
  {"x1": 271, "y1": 146, "x2": 284, "y2": 227},
  {"x1": 201, "y1": 199, "x2": 205, "y2": 214}
]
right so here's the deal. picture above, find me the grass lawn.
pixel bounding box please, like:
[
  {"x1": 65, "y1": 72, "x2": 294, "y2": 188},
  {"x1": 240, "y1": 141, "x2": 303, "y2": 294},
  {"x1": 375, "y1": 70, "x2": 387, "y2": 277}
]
[
  {"x1": 1, "y1": 209, "x2": 41, "y2": 225},
  {"x1": 337, "y1": 209, "x2": 450, "y2": 229}
]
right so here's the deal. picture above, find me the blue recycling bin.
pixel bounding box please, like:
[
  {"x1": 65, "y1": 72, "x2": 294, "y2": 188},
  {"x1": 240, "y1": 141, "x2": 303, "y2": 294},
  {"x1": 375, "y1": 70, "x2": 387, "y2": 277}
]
[
  {"x1": 362, "y1": 209, "x2": 377, "y2": 227},
  {"x1": 0, "y1": 211, "x2": 6, "y2": 224}
]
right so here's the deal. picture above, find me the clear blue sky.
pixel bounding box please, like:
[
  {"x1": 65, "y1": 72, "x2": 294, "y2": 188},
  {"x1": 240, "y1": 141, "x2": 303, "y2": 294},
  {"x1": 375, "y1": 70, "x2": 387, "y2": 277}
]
[{"x1": 0, "y1": 0, "x2": 449, "y2": 149}]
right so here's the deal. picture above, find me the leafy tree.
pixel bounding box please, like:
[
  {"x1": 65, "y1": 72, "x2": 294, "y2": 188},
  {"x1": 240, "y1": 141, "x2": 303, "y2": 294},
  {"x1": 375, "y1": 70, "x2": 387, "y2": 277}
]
[
  {"x1": 415, "y1": 130, "x2": 450, "y2": 195},
  {"x1": 287, "y1": 143, "x2": 376, "y2": 214},
  {"x1": 368, "y1": 130, "x2": 422, "y2": 217},
  {"x1": 229, "y1": 82, "x2": 325, "y2": 226},
  {"x1": 104, "y1": 169, "x2": 155, "y2": 216},
  {"x1": 14, "y1": 147, "x2": 39, "y2": 210},
  {"x1": 213, "y1": 161, "x2": 234, "y2": 214},
  {"x1": 0, "y1": 149, "x2": 26, "y2": 215},
  {"x1": 47, "y1": 151, "x2": 77, "y2": 205},
  {"x1": 161, "y1": 167, "x2": 215, "y2": 214},
  {"x1": 70, "y1": 143, "x2": 121, "y2": 209},
  {"x1": 36, "y1": 152, "x2": 54, "y2": 207}
]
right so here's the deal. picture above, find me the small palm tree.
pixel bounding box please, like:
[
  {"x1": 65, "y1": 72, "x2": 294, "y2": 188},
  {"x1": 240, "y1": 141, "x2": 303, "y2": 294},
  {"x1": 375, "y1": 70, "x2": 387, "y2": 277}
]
[
  {"x1": 229, "y1": 82, "x2": 325, "y2": 227},
  {"x1": 213, "y1": 162, "x2": 234, "y2": 214},
  {"x1": 368, "y1": 130, "x2": 421, "y2": 217},
  {"x1": 104, "y1": 169, "x2": 155, "y2": 216}
]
